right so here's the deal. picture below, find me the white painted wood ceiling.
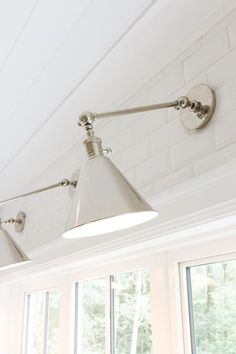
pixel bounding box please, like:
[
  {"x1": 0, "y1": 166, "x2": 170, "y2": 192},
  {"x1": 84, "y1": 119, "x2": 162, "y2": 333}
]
[{"x1": 0, "y1": 0, "x2": 232, "y2": 199}]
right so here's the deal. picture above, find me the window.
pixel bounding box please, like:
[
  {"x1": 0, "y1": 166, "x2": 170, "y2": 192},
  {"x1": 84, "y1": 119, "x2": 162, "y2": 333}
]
[
  {"x1": 23, "y1": 290, "x2": 61, "y2": 354},
  {"x1": 74, "y1": 279, "x2": 106, "y2": 354},
  {"x1": 186, "y1": 259, "x2": 236, "y2": 354},
  {"x1": 111, "y1": 270, "x2": 152, "y2": 354},
  {"x1": 74, "y1": 270, "x2": 152, "y2": 354}
]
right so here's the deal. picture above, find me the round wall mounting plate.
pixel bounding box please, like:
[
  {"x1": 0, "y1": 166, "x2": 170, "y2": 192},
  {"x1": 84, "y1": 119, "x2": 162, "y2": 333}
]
[
  {"x1": 68, "y1": 170, "x2": 80, "y2": 199},
  {"x1": 180, "y1": 84, "x2": 216, "y2": 130},
  {"x1": 15, "y1": 211, "x2": 26, "y2": 233}
]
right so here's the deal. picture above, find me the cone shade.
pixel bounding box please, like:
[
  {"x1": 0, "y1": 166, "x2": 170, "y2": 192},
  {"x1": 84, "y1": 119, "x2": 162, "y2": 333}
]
[
  {"x1": 63, "y1": 156, "x2": 157, "y2": 238},
  {"x1": 0, "y1": 228, "x2": 30, "y2": 269}
]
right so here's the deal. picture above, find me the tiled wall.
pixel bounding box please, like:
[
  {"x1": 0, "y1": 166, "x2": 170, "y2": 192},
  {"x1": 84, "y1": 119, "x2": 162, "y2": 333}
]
[{"x1": 10, "y1": 10, "x2": 236, "y2": 251}]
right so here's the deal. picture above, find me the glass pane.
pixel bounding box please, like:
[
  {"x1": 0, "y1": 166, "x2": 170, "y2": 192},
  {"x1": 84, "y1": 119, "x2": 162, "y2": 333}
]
[
  {"x1": 75, "y1": 279, "x2": 106, "y2": 354},
  {"x1": 187, "y1": 259, "x2": 236, "y2": 354},
  {"x1": 23, "y1": 290, "x2": 61, "y2": 354},
  {"x1": 47, "y1": 291, "x2": 61, "y2": 354},
  {"x1": 25, "y1": 293, "x2": 46, "y2": 354},
  {"x1": 113, "y1": 270, "x2": 152, "y2": 354}
]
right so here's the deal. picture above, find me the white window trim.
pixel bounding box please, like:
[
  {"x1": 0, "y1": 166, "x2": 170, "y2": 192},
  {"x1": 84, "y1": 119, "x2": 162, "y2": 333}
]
[
  {"x1": 1, "y1": 203, "x2": 236, "y2": 354},
  {"x1": 167, "y1": 233, "x2": 236, "y2": 354}
]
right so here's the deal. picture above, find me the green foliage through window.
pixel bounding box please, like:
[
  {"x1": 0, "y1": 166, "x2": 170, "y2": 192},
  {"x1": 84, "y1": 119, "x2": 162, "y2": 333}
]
[
  {"x1": 74, "y1": 270, "x2": 152, "y2": 354},
  {"x1": 113, "y1": 270, "x2": 152, "y2": 354},
  {"x1": 75, "y1": 279, "x2": 106, "y2": 354},
  {"x1": 23, "y1": 290, "x2": 61, "y2": 354},
  {"x1": 187, "y1": 260, "x2": 236, "y2": 354}
]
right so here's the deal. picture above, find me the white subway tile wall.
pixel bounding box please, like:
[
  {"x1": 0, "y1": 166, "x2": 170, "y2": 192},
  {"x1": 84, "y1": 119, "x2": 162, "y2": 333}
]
[
  {"x1": 12, "y1": 10, "x2": 236, "y2": 250},
  {"x1": 214, "y1": 109, "x2": 236, "y2": 148},
  {"x1": 183, "y1": 31, "x2": 229, "y2": 82}
]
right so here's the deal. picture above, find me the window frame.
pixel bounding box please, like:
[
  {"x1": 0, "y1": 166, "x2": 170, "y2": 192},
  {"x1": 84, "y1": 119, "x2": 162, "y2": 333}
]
[
  {"x1": 176, "y1": 241, "x2": 236, "y2": 354},
  {"x1": 73, "y1": 269, "x2": 153, "y2": 354},
  {"x1": 73, "y1": 277, "x2": 107, "y2": 354},
  {"x1": 3, "y1": 228, "x2": 236, "y2": 354},
  {"x1": 21, "y1": 287, "x2": 61, "y2": 354},
  {"x1": 17, "y1": 275, "x2": 72, "y2": 354}
]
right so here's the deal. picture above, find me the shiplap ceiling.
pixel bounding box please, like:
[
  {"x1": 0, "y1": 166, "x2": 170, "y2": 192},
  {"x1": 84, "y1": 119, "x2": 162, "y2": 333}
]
[{"x1": 0, "y1": 0, "x2": 232, "y2": 198}]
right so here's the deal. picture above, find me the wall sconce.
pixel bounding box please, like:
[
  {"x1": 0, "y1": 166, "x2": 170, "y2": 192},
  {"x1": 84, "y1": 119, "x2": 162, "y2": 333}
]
[
  {"x1": 0, "y1": 211, "x2": 30, "y2": 269},
  {"x1": 64, "y1": 84, "x2": 215, "y2": 238},
  {"x1": 0, "y1": 85, "x2": 215, "y2": 245}
]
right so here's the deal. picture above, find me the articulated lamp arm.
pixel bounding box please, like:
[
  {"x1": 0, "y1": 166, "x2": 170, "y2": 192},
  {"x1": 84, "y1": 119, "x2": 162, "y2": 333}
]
[
  {"x1": 0, "y1": 85, "x2": 215, "y2": 208},
  {"x1": 78, "y1": 85, "x2": 215, "y2": 131},
  {"x1": 0, "y1": 178, "x2": 77, "y2": 207},
  {"x1": 78, "y1": 84, "x2": 216, "y2": 159}
]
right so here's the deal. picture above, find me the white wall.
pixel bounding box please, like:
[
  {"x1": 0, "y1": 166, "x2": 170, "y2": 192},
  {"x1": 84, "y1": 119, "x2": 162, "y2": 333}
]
[
  {"x1": 1, "y1": 8, "x2": 236, "y2": 258},
  {"x1": 1, "y1": 6, "x2": 236, "y2": 354}
]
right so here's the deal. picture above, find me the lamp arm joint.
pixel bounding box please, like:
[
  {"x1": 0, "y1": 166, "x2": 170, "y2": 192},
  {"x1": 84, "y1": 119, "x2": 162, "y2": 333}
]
[{"x1": 175, "y1": 96, "x2": 208, "y2": 119}]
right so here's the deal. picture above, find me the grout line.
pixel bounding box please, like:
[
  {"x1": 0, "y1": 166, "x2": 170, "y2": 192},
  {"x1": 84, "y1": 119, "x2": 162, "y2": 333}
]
[
  {"x1": 225, "y1": 24, "x2": 233, "y2": 50},
  {"x1": 184, "y1": 29, "x2": 231, "y2": 83},
  {"x1": 190, "y1": 163, "x2": 196, "y2": 178}
]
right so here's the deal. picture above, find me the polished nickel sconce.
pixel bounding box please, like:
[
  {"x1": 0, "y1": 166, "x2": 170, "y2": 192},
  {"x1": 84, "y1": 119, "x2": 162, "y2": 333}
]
[
  {"x1": 64, "y1": 84, "x2": 215, "y2": 238},
  {"x1": 0, "y1": 85, "x2": 216, "y2": 248}
]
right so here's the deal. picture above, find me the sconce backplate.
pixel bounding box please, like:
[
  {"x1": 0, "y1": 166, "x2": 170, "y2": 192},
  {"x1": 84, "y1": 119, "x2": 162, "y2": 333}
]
[
  {"x1": 180, "y1": 84, "x2": 216, "y2": 130},
  {"x1": 15, "y1": 211, "x2": 26, "y2": 233},
  {"x1": 68, "y1": 170, "x2": 80, "y2": 199}
]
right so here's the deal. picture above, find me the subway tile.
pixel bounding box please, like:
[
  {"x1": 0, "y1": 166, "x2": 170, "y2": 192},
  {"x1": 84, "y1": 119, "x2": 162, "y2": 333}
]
[
  {"x1": 155, "y1": 166, "x2": 193, "y2": 193},
  {"x1": 171, "y1": 128, "x2": 215, "y2": 170},
  {"x1": 134, "y1": 110, "x2": 167, "y2": 140},
  {"x1": 194, "y1": 141, "x2": 236, "y2": 175},
  {"x1": 108, "y1": 124, "x2": 134, "y2": 153},
  {"x1": 148, "y1": 63, "x2": 184, "y2": 102},
  {"x1": 122, "y1": 137, "x2": 150, "y2": 171},
  {"x1": 151, "y1": 119, "x2": 188, "y2": 154},
  {"x1": 213, "y1": 81, "x2": 236, "y2": 120},
  {"x1": 214, "y1": 109, "x2": 236, "y2": 148},
  {"x1": 228, "y1": 18, "x2": 236, "y2": 48},
  {"x1": 184, "y1": 31, "x2": 229, "y2": 82},
  {"x1": 118, "y1": 87, "x2": 148, "y2": 129},
  {"x1": 136, "y1": 150, "x2": 170, "y2": 188},
  {"x1": 207, "y1": 47, "x2": 236, "y2": 88}
]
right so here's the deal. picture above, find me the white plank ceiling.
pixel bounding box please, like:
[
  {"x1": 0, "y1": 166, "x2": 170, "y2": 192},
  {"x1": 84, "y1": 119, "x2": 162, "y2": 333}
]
[{"x1": 0, "y1": 0, "x2": 232, "y2": 199}]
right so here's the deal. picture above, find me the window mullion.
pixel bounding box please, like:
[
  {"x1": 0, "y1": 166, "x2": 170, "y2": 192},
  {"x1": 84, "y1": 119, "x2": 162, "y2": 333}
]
[
  {"x1": 186, "y1": 268, "x2": 196, "y2": 354},
  {"x1": 22, "y1": 294, "x2": 31, "y2": 354},
  {"x1": 109, "y1": 275, "x2": 115, "y2": 354},
  {"x1": 74, "y1": 283, "x2": 79, "y2": 354},
  {"x1": 43, "y1": 291, "x2": 50, "y2": 354}
]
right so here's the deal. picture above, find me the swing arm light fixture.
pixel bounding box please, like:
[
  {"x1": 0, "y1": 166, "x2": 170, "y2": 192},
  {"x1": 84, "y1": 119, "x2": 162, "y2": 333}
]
[{"x1": 0, "y1": 84, "x2": 215, "y2": 241}]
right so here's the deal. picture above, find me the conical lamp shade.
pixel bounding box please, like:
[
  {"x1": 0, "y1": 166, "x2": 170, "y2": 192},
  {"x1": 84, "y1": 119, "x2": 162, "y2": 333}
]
[
  {"x1": 63, "y1": 156, "x2": 157, "y2": 238},
  {"x1": 0, "y1": 228, "x2": 31, "y2": 270}
]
